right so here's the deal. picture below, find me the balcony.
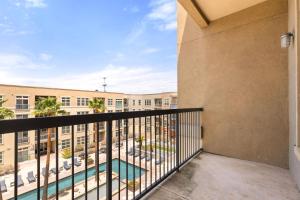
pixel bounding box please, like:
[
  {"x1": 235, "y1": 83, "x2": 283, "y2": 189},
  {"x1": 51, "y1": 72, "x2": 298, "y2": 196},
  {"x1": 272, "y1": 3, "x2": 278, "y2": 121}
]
[
  {"x1": 0, "y1": 108, "x2": 202, "y2": 200},
  {"x1": 147, "y1": 153, "x2": 300, "y2": 199}
]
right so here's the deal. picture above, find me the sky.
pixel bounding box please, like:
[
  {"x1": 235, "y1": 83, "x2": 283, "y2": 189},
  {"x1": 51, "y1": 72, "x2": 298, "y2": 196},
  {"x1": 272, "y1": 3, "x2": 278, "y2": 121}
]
[{"x1": 0, "y1": 0, "x2": 177, "y2": 94}]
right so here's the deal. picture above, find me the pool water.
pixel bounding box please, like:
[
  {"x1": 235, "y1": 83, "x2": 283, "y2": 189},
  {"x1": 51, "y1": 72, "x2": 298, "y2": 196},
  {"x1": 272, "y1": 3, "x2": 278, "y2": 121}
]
[{"x1": 12, "y1": 159, "x2": 144, "y2": 200}]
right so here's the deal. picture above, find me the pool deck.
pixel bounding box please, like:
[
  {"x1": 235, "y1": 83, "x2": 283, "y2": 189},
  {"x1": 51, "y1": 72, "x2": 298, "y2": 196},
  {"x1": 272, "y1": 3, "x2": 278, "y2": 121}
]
[{"x1": 1, "y1": 138, "x2": 174, "y2": 199}]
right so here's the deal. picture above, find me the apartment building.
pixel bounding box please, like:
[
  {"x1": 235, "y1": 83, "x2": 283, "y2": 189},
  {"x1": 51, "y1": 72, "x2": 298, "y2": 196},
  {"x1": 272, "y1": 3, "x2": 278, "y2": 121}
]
[{"x1": 0, "y1": 84, "x2": 176, "y2": 168}]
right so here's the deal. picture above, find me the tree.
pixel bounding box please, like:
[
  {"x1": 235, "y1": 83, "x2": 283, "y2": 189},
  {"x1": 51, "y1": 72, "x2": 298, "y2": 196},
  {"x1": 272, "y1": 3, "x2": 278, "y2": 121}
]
[
  {"x1": 0, "y1": 99, "x2": 14, "y2": 200},
  {"x1": 136, "y1": 136, "x2": 145, "y2": 148},
  {"x1": 33, "y1": 97, "x2": 65, "y2": 200},
  {"x1": 88, "y1": 97, "x2": 105, "y2": 181}
]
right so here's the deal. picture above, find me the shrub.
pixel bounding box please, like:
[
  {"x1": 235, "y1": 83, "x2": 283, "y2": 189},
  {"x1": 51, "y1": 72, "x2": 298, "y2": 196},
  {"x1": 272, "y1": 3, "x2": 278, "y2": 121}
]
[
  {"x1": 128, "y1": 180, "x2": 139, "y2": 191},
  {"x1": 61, "y1": 148, "x2": 71, "y2": 159},
  {"x1": 75, "y1": 145, "x2": 84, "y2": 152}
]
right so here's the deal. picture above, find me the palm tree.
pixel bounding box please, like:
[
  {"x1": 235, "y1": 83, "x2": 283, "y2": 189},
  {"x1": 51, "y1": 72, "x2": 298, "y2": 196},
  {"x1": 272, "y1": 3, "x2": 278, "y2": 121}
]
[
  {"x1": 88, "y1": 97, "x2": 105, "y2": 181},
  {"x1": 136, "y1": 136, "x2": 145, "y2": 148},
  {"x1": 33, "y1": 97, "x2": 65, "y2": 200},
  {"x1": 0, "y1": 99, "x2": 14, "y2": 200}
]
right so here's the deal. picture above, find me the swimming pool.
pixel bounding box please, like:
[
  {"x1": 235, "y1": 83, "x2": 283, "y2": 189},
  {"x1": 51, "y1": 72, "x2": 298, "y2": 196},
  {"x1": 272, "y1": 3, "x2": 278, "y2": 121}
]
[{"x1": 11, "y1": 159, "x2": 145, "y2": 200}]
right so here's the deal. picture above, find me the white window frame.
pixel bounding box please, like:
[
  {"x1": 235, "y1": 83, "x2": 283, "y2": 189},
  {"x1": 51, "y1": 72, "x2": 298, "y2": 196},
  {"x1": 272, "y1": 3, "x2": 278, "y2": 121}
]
[
  {"x1": 77, "y1": 97, "x2": 89, "y2": 106},
  {"x1": 0, "y1": 152, "x2": 3, "y2": 164},
  {"x1": 61, "y1": 97, "x2": 70, "y2": 107},
  {"x1": 16, "y1": 96, "x2": 29, "y2": 110},
  {"x1": 0, "y1": 95, "x2": 3, "y2": 107},
  {"x1": 145, "y1": 99, "x2": 152, "y2": 106},
  {"x1": 115, "y1": 99, "x2": 123, "y2": 108},
  {"x1": 164, "y1": 99, "x2": 170, "y2": 106},
  {"x1": 61, "y1": 139, "x2": 71, "y2": 149},
  {"x1": 108, "y1": 99, "x2": 113, "y2": 106}
]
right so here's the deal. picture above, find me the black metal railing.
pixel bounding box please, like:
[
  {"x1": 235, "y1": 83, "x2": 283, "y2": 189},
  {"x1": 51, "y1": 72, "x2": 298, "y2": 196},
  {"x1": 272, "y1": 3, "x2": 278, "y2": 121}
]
[{"x1": 0, "y1": 108, "x2": 203, "y2": 200}]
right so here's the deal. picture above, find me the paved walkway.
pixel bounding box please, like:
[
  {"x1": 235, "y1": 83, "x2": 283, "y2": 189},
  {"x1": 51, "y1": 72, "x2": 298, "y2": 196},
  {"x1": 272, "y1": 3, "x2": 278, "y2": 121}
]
[{"x1": 146, "y1": 153, "x2": 300, "y2": 200}]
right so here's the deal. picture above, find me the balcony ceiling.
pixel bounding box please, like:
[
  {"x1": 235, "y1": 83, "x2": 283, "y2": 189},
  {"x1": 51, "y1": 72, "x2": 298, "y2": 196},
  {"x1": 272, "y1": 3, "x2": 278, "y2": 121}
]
[{"x1": 195, "y1": 0, "x2": 267, "y2": 21}]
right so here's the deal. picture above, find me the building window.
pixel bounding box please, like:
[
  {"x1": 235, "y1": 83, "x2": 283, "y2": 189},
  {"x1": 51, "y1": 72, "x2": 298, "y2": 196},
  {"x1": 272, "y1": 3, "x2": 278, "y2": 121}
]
[
  {"x1": 77, "y1": 98, "x2": 89, "y2": 106},
  {"x1": 62, "y1": 126, "x2": 71, "y2": 134},
  {"x1": 61, "y1": 139, "x2": 71, "y2": 149},
  {"x1": 108, "y1": 99, "x2": 113, "y2": 106},
  {"x1": 16, "y1": 114, "x2": 29, "y2": 144},
  {"x1": 108, "y1": 110, "x2": 113, "y2": 113},
  {"x1": 115, "y1": 129, "x2": 122, "y2": 137},
  {"x1": 16, "y1": 96, "x2": 29, "y2": 110},
  {"x1": 77, "y1": 136, "x2": 89, "y2": 145},
  {"x1": 132, "y1": 100, "x2": 135, "y2": 106},
  {"x1": 0, "y1": 135, "x2": 3, "y2": 144},
  {"x1": 145, "y1": 99, "x2": 152, "y2": 106},
  {"x1": 18, "y1": 147, "x2": 29, "y2": 162},
  {"x1": 77, "y1": 111, "x2": 88, "y2": 132},
  {"x1": 0, "y1": 152, "x2": 3, "y2": 164},
  {"x1": 61, "y1": 97, "x2": 70, "y2": 106},
  {"x1": 138, "y1": 100, "x2": 141, "y2": 106},
  {"x1": 0, "y1": 96, "x2": 3, "y2": 107},
  {"x1": 116, "y1": 99, "x2": 123, "y2": 108},
  {"x1": 164, "y1": 99, "x2": 169, "y2": 106}
]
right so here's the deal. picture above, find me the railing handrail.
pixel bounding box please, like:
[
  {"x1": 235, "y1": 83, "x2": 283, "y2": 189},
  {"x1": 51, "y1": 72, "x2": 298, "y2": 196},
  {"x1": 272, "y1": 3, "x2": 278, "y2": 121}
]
[{"x1": 0, "y1": 108, "x2": 203, "y2": 133}]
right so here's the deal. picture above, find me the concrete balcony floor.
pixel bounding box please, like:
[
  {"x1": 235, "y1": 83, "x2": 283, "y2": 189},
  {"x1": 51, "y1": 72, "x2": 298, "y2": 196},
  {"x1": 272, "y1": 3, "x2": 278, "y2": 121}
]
[{"x1": 146, "y1": 153, "x2": 300, "y2": 200}]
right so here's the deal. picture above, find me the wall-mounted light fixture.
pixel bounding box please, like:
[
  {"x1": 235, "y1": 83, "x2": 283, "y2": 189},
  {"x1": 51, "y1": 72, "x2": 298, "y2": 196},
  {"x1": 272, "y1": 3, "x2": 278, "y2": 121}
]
[{"x1": 281, "y1": 32, "x2": 294, "y2": 48}]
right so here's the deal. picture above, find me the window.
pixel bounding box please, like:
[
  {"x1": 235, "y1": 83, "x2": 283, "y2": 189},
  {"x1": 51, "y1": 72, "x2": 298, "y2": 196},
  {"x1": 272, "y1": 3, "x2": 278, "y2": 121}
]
[
  {"x1": 164, "y1": 99, "x2": 169, "y2": 106},
  {"x1": 77, "y1": 98, "x2": 89, "y2": 106},
  {"x1": 132, "y1": 100, "x2": 135, "y2": 106},
  {"x1": 62, "y1": 126, "x2": 71, "y2": 134},
  {"x1": 18, "y1": 147, "x2": 29, "y2": 162},
  {"x1": 115, "y1": 109, "x2": 122, "y2": 113},
  {"x1": 145, "y1": 99, "x2": 152, "y2": 106},
  {"x1": 0, "y1": 152, "x2": 3, "y2": 164},
  {"x1": 108, "y1": 99, "x2": 113, "y2": 106},
  {"x1": 155, "y1": 98, "x2": 162, "y2": 107},
  {"x1": 77, "y1": 136, "x2": 89, "y2": 145},
  {"x1": 0, "y1": 135, "x2": 3, "y2": 144},
  {"x1": 108, "y1": 110, "x2": 113, "y2": 113},
  {"x1": 115, "y1": 129, "x2": 122, "y2": 137},
  {"x1": 61, "y1": 97, "x2": 70, "y2": 106},
  {"x1": 138, "y1": 100, "x2": 141, "y2": 106},
  {"x1": 16, "y1": 114, "x2": 29, "y2": 144},
  {"x1": 0, "y1": 96, "x2": 3, "y2": 107},
  {"x1": 61, "y1": 139, "x2": 71, "y2": 149},
  {"x1": 116, "y1": 99, "x2": 123, "y2": 108},
  {"x1": 16, "y1": 96, "x2": 29, "y2": 110},
  {"x1": 77, "y1": 111, "x2": 88, "y2": 132}
]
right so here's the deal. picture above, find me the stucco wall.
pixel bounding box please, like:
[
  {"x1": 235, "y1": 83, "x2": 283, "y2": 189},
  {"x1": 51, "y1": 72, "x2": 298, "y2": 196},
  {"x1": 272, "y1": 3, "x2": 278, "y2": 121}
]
[
  {"x1": 177, "y1": 0, "x2": 289, "y2": 168},
  {"x1": 288, "y1": 0, "x2": 300, "y2": 189}
]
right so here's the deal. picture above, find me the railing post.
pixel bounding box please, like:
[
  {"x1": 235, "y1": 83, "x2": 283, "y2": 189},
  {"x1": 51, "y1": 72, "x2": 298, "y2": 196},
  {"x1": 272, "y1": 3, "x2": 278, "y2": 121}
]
[
  {"x1": 176, "y1": 113, "x2": 180, "y2": 172},
  {"x1": 106, "y1": 120, "x2": 113, "y2": 200}
]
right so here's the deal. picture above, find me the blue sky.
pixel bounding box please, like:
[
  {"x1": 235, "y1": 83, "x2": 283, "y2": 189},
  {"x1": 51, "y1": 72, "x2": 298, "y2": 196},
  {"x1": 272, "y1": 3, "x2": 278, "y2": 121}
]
[{"x1": 0, "y1": 0, "x2": 177, "y2": 93}]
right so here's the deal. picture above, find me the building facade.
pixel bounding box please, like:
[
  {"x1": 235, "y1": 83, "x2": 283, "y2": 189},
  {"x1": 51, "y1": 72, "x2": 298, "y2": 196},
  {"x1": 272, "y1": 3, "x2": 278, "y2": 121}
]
[{"x1": 0, "y1": 84, "x2": 177, "y2": 168}]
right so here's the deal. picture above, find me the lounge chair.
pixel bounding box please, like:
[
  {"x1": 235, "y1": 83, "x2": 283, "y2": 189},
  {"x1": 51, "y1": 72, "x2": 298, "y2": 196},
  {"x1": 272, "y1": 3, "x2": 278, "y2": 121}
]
[
  {"x1": 134, "y1": 150, "x2": 140, "y2": 157},
  {"x1": 50, "y1": 168, "x2": 57, "y2": 174},
  {"x1": 74, "y1": 158, "x2": 81, "y2": 167},
  {"x1": 146, "y1": 154, "x2": 152, "y2": 161},
  {"x1": 127, "y1": 147, "x2": 133, "y2": 155},
  {"x1": 140, "y1": 153, "x2": 146, "y2": 159},
  {"x1": 17, "y1": 175, "x2": 24, "y2": 187},
  {"x1": 27, "y1": 171, "x2": 36, "y2": 183},
  {"x1": 63, "y1": 161, "x2": 71, "y2": 170},
  {"x1": 0, "y1": 180, "x2": 7, "y2": 193}
]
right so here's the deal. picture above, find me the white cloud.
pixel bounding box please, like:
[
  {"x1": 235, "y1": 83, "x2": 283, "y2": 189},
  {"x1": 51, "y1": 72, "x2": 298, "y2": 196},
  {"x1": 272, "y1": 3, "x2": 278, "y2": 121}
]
[
  {"x1": 147, "y1": 0, "x2": 177, "y2": 31},
  {"x1": 13, "y1": 0, "x2": 47, "y2": 8},
  {"x1": 0, "y1": 64, "x2": 177, "y2": 93},
  {"x1": 39, "y1": 53, "x2": 52, "y2": 61},
  {"x1": 142, "y1": 48, "x2": 160, "y2": 54},
  {"x1": 0, "y1": 53, "x2": 52, "y2": 71}
]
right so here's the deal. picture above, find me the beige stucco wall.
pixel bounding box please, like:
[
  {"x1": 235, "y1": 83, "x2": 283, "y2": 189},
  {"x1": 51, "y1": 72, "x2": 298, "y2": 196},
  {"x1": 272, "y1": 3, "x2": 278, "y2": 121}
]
[{"x1": 177, "y1": 0, "x2": 289, "y2": 168}]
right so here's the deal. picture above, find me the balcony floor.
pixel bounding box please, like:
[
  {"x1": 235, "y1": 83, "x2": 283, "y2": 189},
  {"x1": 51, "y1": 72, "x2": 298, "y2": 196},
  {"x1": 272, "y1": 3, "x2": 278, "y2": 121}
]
[{"x1": 146, "y1": 153, "x2": 300, "y2": 200}]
